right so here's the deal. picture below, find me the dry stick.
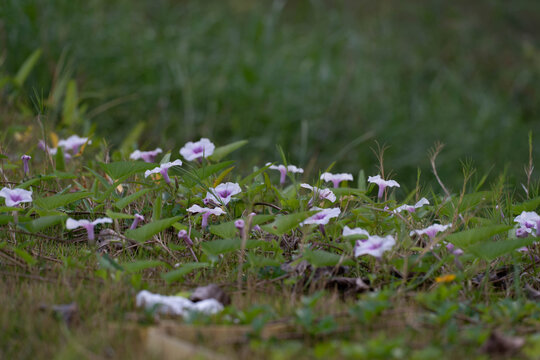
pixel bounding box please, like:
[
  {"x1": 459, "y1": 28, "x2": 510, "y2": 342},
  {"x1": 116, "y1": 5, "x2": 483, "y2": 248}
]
[{"x1": 429, "y1": 142, "x2": 451, "y2": 199}]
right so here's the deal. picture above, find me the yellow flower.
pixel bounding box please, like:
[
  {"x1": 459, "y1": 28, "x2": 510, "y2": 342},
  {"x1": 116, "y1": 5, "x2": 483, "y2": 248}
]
[{"x1": 436, "y1": 274, "x2": 456, "y2": 283}]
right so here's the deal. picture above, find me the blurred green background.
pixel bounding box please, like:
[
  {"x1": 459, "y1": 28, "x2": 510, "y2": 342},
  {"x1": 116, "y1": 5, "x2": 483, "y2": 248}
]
[{"x1": 1, "y1": 0, "x2": 539, "y2": 189}]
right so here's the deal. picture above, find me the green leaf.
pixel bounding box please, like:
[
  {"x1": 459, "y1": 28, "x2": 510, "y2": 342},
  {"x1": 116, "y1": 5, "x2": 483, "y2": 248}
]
[
  {"x1": 0, "y1": 206, "x2": 24, "y2": 213},
  {"x1": 98, "y1": 254, "x2": 124, "y2": 271},
  {"x1": 99, "y1": 161, "x2": 155, "y2": 180},
  {"x1": 209, "y1": 140, "x2": 248, "y2": 161},
  {"x1": 209, "y1": 214, "x2": 274, "y2": 238},
  {"x1": 201, "y1": 238, "x2": 268, "y2": 256},
  {"x1": 162, "y1": 262, "x2": 210, "y2": 283},
  {"x1": 239, "y1": 163, "x2": 271, "y2": 186},
  {"x1": 512, "y1": 196, "x2": 540, "y2": 215},
  {"x1": 105, "y1": 210, "x2": 134, "y2": 220},
  {"x1": 466, "y1": 237, "x2": 536, "y2": 260},
  {"x1": 170, "y1": 160, "x2": 235, "y2": 188},
  {"x1": 302, "y1": 249, "x2": 353, "y2": 267},
  {"x1": 12, "y1": 247, "x2": 37, "y2": 266},
  {"x1": 14, "y1": 49, "x2": 42, "y2": 87},
  {"x1": 61, "y1": 79, "x2": 80, "y2": 126},
  {"x1": 55, "y1": 146, "x2": 66, "y2": 172},
  {"x1": 0, "y1": 215, "x2": 13, "y2": 225},
  {"x1": 18, "y1": 215, "x2": 67, "y2": 233},
  {"x1": 115, "y1": 188, "x2": 153, "y2": 210},
  {"x1": 34, "y1": 191, "x2": 92, "y2": 210},
  {"x1": 121, "y1": 260, "x2": 169, "y2": 273},
  {"x1": 445, "y1": 224, "x2": 512, "y2": 248},
  {"x1": 125, "y1": 216, "x2": 181, "y2": 242},
  {"x1": 261, "y1": 211, "x2": 316, "y2": 236}
]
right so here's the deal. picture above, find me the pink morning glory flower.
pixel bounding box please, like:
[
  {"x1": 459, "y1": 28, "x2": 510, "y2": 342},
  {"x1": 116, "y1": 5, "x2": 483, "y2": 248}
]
[
  {"x1": 205, "y1": 182, "x2": 242, "y2": 205},
  {"x1": 144, "y1": 159, "x2": 183, "y2": 184},
  {"x1": 320, "y1": 172, "x2": 353, "y2": 188},
  {"x1": 367, "y1": 175, "x2": 400, "y2": 199},
  {"x1": 266, "y1": 163, "x2": 304, "y2": 185},
  {"x1": 301, "y1": 207, "x2": 341, "y2": 226},
  {"x1": 21, "y1": 155, "x2": 31, "y2": 176},
  {"x1": 38, "y1": 141, "x2": 72, "y2": 160},
  {"x1": 354, "y1": 234, "x2": 396, "y2": 258},
  {"x1": 394, "y1": 198, "x2": 430, "y2": 213},
  {"x1": 57, "y1": 135, "x2": 91, "y2": 154},
  {"x1": 342, "y1": 225, "x2": 370, "y2": 239},
  {"x1": 130, "y1": 214, "x2": 145, "y2": 230},
  {"x1": 445, "y1": 243, "x2": 464, "y2": 256},
  {"x1": 235, "y1": 219, "x2": 245, "y2": 232},
  {"x1": 301, "y1": 183, "x2": 337, "y2": 203},
  {"x1": 130, "y1": 148, "x2": 163, "y2": 163},
  {"x1": 180, "y1": 138, "x2": 215, "y2": 161},
  {"x1": 410, "y1": 223, "x2": 451, "y2": 240},
  {"x1": 66, "y1": 217, "x2": 112, "y2": 243},
  {"x1": 514, "y1": 211, "x2": 540, "y2": 236},
  {"x1": 0, "y1": 187, "x2": 33, "y2": 207},
  {"x1": 187, "y1": 204, "x2": 226, "y2": 228}
]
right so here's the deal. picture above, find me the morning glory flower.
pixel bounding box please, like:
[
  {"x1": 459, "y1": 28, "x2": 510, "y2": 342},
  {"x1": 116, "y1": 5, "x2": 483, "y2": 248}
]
[
  {"x1": 410, "y1": 223, "x2": 451, "y2": 240},
  {"x1": 266, "y1": 163, "x2": 304, "y2": 186},
  {"x1": 130, "y1": 214, "x2": 145, "y2": 230},
  {"x1": 187, "y1": 204, "x2": 226, "y2": 228},
  {"x1": 144, "y1": 159, "x2": 183, "y2": 184},
  {"x1": 514, "y1": 211, "x2": 540, "y2": 236},
  {"x1": 57, "y1": 135, "x2": 91, "y2": 154},
  {"x1": 301, "y1": 207, "x2": 341, "y2": 226},
  {"x1": 66, "y1": 217, "x2": 112, "y2": 244},
  {"x1": 205, "y1": 182, "x2": 242, "y2": 205},
  {"x1": 180, "y1": 138, "x2": 215, "y2": 161},
  {"x1": 320, "y1": 172, "x2": 353, "y2": 188},
  {"x1": 445, "y1": 243, "x2": 464, "y2": 256},
  {"x1": 38, "y1": 141, "x2": 72, "y2": 160},
  {"x1": 21, "y1": 155, "x2": 31, "y2": 176},
  {"x1": 394, "y1": 198, "x2": 430, "y2": 213},
  {"x1": 342, "y1": 225, "x2": 370, "y2": 239},
  {"x1": 367, "y1": 175, "x2": 400, "y2": 199},
  {"x1": 354, "y1": 234, "x2": 396, "y2": 258},
  {"x1": 300, "y1": 183, "x2": 337, "y2": 203},
  {"x1": 0, "y1": 187, "x2": 33, "y2": 207},
  {"x1": 130, "y1": 148, "x2": 163, "y2": 163}
]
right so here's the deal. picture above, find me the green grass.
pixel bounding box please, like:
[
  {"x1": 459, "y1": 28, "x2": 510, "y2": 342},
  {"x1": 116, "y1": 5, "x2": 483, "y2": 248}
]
[{"x1": 1, "y1": 0, "x2": 539, "y2": 188}]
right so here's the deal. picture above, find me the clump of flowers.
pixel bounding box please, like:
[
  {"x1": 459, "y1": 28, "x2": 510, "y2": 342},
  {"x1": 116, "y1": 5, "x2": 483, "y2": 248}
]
[
  {"x1": 514, "y1": 211, "x2": 540, "y2": 237},
  {"x1": 368, "y1": 175, "x2": 400, "y2": 200},
  {"x1": 180, "y1": 138, "x2": 215, "y2": 161},
  {"x1": 354, "y1": 234, "x2": 396, "y2": 258},
  {"x1": 394, "y1": 198, "x2": 429, "y2": 213},
  {"x1": 0, "y1": 187, "x2": 33, "y2": 207},
  {"x1": 66, "y1": 217, "x2": 113, "y2": 244},
  {"x1": 320, "y1": 172, "x2": 353, "y2": 188},
  {"x1": 205, "y1": 182, "x2": 242, "y2": 205},
  {"x1": 57, "y1": 135, "x2": 91, "y2": 154},
  {"x1": 130, "y1": 148, "x2": 163, "y2": 163},
  {"x1": 266, "y1": 163, "x2": 304, "y2": 186},
  {"x1": 300, "y1": 183, "x2": 336, "y2": 204},
  {"x1": 187, "y1": 205, "x2": 226, "y2": 228},
  {"x1": 144, "y1": 160, "x2": 183, "y2": 184}
]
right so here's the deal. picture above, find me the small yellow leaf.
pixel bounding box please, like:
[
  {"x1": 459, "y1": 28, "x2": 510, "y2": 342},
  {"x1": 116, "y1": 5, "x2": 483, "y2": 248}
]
[
  {"x1": 49, "y1": 132, "x2": 59, "y2": 147},
  {"x1": 213, "y1": 166, "x2": 235, "y2": 188},
  {"x1": 436, "y1": 274, "x2": 456, "y2": 283}
]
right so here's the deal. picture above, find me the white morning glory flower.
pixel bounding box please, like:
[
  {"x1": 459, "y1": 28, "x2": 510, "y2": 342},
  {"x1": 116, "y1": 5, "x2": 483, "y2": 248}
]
[
  {"x1": 57, "y1": 135, "x2": 91, "y2": 154},
  {"x1": 187, "y1": 204, "x2": 226, "y2": 228},
  {"x1": 66, "y1": 217, "x2": 112, "y2": 243},
  {"x1": 394, "y1": 198, "x2": 430, "y2": 213},
  {"x1": 367, "y1": 175, "x2": 400, "y2": 199},
  {"x1": 0, "y1": 187, "x2": 33, "y2": 207},
  {"x1": 266, "y1": 163, "x2": 304, "y2": 185},
  {"x1": 342, "y1": 225, "x2": 370, "y2": 239},
  {"x1": 205, "y1": 182, "x2": 242, "y2": 205},
  {"x1": 410, "y1": 223, "x2": 451, "y2": 240},
  {"x1": 514, "y1": 211, "x2": 540, "y2": 235},
  {"x1": 144, "y1": 159, "x2": 183, "y2": 184},
  {"x1": 320, "y1": 172, "x2": 353, "y2": 188},
  {"x1": 180, "y1": 138, "x2": 215, "y2": 161},
  {"x1": 300, "y1": 183, "x2": 337, "y2": 203},
  {"x1": 130, "y1": 148, "x2": 163, "y2": 163},
  {"x1": 354, "y1": 234, "x2": 396, "y2": 258},
  {"x1": 301, "y1": 207, "x2": 341, "y2": 226}
]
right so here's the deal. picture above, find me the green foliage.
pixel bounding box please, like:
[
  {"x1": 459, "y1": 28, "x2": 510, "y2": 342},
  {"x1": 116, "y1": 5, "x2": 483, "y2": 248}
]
[
  {"x1": 34, "y1": 191, "x2": 92, "y2": 210},
  {"x1": 125, "y1": 216, "x2": 182, "y2": 242}
]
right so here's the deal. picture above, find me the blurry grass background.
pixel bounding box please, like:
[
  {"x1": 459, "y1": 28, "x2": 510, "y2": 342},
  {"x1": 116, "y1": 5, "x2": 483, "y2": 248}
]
[{"x1": 1, "y1": 0, "x2": 539, "y2": 189}]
